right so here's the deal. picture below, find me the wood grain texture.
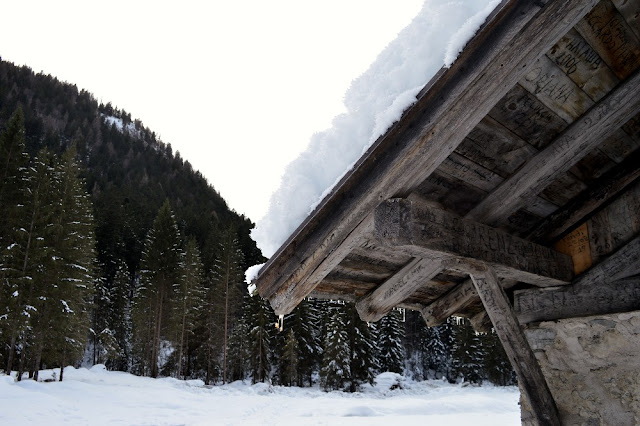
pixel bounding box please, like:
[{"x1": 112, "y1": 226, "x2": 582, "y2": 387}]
[
  {"x1": 527, "y1": 149, "x2": 640, "y2": 243},
  {"x1": 514, "y1": 236, "x2": 640, "y2": 323},
  {"x1": 375, "y1": 197, "x2": 574, "y2": 286},
  {"x1": 356, "y1": 258, "x2": 444, "y2": 322},
  {"x1": 466, "y1": 68, "x2": 640, "y2": 227},
  {"x1": 470, "y1": 267, "x2": 561, "y2": 426}
]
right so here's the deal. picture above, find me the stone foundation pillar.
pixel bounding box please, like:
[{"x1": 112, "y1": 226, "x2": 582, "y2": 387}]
[{"x1": 521, "y1": 311, "x2": 640, "y2": 425}]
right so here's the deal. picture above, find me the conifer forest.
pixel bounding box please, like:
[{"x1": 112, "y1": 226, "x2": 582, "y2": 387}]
[{"x1": 0, "y1": 59, "x2": 514, "y2": 390}]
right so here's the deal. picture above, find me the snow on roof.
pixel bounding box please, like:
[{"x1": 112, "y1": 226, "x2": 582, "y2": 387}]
[{"x1": 251, "y1": 0, "x2": 500, "y2": 261}]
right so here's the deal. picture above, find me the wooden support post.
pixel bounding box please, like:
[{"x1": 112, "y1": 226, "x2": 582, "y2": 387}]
[
  {"x1": 469, "y1": 267, "x2": 561, "y2": 426},
  {"x1": 356, "y1": 257, "x2": 444, "y2": 322},
  {"x1": 515, "y1": 236, "x2": 640, "y2": 323}
]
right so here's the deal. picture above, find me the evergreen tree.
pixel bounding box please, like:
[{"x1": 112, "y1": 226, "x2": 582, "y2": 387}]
[
  {"x1": 210, "y1": 228, "x2": 244, "y2": 383},
  {"x1": 451, "y1": 317, "x2": 484, "y2": 384},
  {"x1": 174, "y1": 238, "x2": 205, "y2": 379},
  {"x1": 2, "y1": 149, "x2": 57, "y2": 378},
  {"x1": 281, "y1": 329, "x2": 299, "y2": 386},
  {"x1": 482, "y1": 328, "x2": 515, "y2": 386},
  {"x1": 377, "y1": 309, "x2": 405, "y2": 374},
  {"x1": 0, "y1": 107, "x2": 29, "y2": 244},
  {"x1": 247, "y1": 292, "x2": 272, "y2": 384},
  {"x1": 320, "y1": 302, "x2": 350, "y2": 391},
  {"x1": 345, "y1": 302, "x2": 378, "y2": 392},
  {"x1": 131, "y1": 200, "x2": 183, "y2": 377}
]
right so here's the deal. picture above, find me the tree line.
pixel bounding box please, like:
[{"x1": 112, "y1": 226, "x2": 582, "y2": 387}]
[{"x1": 0, "y1": 58, "x2": 515, "y2": 389}]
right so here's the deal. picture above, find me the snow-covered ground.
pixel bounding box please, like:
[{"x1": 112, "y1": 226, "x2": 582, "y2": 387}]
[{"x1": 0, "y1": 366, "x2": 520, "y2": 425}]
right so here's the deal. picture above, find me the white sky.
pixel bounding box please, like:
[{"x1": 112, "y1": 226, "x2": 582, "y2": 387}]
[{"x1": 0, "y1": 0, "x2": 423, "y2": 222}]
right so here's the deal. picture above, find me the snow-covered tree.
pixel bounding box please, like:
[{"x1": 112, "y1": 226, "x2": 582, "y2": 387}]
[
  {"x1": 320, "y1": 302, "x2": 350, "y2": 391},
  {"x1": 345, "y1": 302, "x2": 378, "y2": 391},
  {"x1": 377, "y1": 308, "x2": 405, "y2": 373},
  {"x1": 131, "y1": 200, "x2": 183, "y2": 377}
]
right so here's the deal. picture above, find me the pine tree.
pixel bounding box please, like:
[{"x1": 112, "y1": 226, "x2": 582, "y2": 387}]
[
  {"x1": 210, "y1": 228, "x2": 244, "y2": 383},
  {"x1": 247, "y1": 292, "x2": 272, "y2": 384},
  {"x1": 377, "y1": 309, "x2": 405, "y2": 373},
  {"x1": 281, "y1": 329, "x2": 299, "y2": 386},
  {"x1": 2, "y1": 149, "x2": 57, "y2": 378},
  {"x1": 482, "y1": 328, "x2": 515, "y2": 385},
  {"x1": 451, "y1": 317, "x2": 484, "y2": 384},
  {"x1": 345, "y1": 302, "x2": 378, "y2": 392},
  {"x1": 320, "y1": 302, "x2": 350, "y2": 391},
  {"x1": 131, "y1": 200, "x2": 183, "y2": 377},
  {"x1": 174, "y1": 238, "x2": 205, "y2": 379}
]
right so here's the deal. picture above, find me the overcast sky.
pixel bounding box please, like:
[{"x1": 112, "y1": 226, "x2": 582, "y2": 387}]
[{"x1": 1, "y1": 0, "x2": 423, "y2": 221}]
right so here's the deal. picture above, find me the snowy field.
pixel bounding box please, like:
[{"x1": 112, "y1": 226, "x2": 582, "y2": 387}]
[{"x1": 0, "y1": 366, "x2": 519, "y2": 425}]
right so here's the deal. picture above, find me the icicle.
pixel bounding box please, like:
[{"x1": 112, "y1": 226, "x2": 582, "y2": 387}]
[{"x1": 275, "y1": 314, "x2": 284, "y2": 332}]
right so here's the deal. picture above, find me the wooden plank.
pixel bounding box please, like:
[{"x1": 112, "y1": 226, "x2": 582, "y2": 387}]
[
  {"x1": 612, "y1": 0, "x2": 640, "y2": 41},
  {"x1": 553, "y1": 223, "x2": 592, "y2": 275},
  {"x1": 575, "y1": 0, "x2": 640, "y2": 80},
  {"x1": 356, "y1": 257, "x2": 444, "y2": 322},
  {"x1": 458, "y1": 116, "x2": 537, "y2": 177},
  {"x1": 257, "y1": 0, "x2": 600, "y2": 315},
  {"x1": 598, "y1": 129, "x2": 640, "y2": 162},
  {"x1": 546, "y1": 28, "x2": 619, "y2": 102},
  {"x1": 515, "y1": 235, "x2": 640, "y2": 323},
  {"x1": 608, "y1": 194, "x2": 634, "y2": 249},
  {"x1": 438, "y1": 152, "x2": 504, "y2": 193},
  {"x1": 466, "y1": 68, "x2": 640, "y2": 227},
  {"x1": 519, "y1": 54, "x2": 595, "y2": 122},
  {"x1": 421, "y1": 279, "x2": 477, "y2": 326},
  {"x1": 588, "y1": 206, "x2": 614, "y2": 264},
  {"x1": 470, "y1": 267, "x2": 561, "y2": 426},
  {"x1": 516, "y1": 276, "x2": 640, "y2": 324},
  {"x1": 488, "y1": 84, "x2": 567, "y2": 149},
  {"x1": 527, "y1": 149, "x2": 640, "y2": 243},
  {"x1": 375, "y1": 197, "x2": 574, "y2": 286}
]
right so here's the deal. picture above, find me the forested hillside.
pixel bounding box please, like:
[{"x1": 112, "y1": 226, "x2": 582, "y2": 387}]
[{"x1": 0, "y1": 59, "x2": 514, "y2": 389}]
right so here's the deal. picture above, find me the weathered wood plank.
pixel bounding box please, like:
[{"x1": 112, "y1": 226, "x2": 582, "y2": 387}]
[
  {"x1": 516, "y1": 276, "x2": 640, "y2": 324},
  {"x1": 375, "y1": 197, "x2": 574, "y2": 286},
  {"x1": 527, "y1": 149, "x2": 640, "y2": 243},
  {"x1": 421, "y1": 279, "x2": 477, "y2": 326},
  {"x1": 519, "y1": 54, "x2": 595, "y2": 122},
  {"x1": 458, "y1": 116, "x2": 537, "y2": 177},
  {"x1": 470, "y1": 267, "x2": 561, "y2": 426},
  {"x1": 438, "y1": 152, "x2": 504, "y2": 193},
  {"x1": 599, "y1": 129, "x2": 640, "y2": 162},
  {"x1": 466, "y1": 68, "x2": 640, "y2": 227},
  {"x1": 257, "y1": 0, "x2": 600, "y2": 315},
  {"x1": 546, "y1": 28, "x2": 619, "y2": 102},
  {"x1": 488, "y1": 84, "x2": 567, "y2": 149},
  {"x1": 588, "y1": 206, "x2": 614, "y2": 264},
  {"x1": 612, "y1": 0, "x2": 640, "y2": 41},
  {"x1": 575, "y1": 0, "x2": 640, "y2": 80},
  {"x1": 515, "y1": 235, "x2": 640, "y2": 323},
  {"x1": 553, "y1": 223, "x2": 592, "y2": 275},
  {"x1": 356, "y1": 257, "x2": 444, "y2": 322}
]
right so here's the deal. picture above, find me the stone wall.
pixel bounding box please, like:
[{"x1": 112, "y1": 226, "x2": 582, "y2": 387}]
[{"x1": 521, "y1": 311, "x2": 640, "y2": 425}]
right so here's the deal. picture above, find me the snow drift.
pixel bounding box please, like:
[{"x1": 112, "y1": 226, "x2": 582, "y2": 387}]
[{"x1": 250, "y1": 0, "x2": 500, "y2": 263}]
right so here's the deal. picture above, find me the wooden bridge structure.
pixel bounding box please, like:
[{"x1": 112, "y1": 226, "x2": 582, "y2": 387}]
[{"x1": 254, "y1": 0, "x2": 640, "y2": 424}]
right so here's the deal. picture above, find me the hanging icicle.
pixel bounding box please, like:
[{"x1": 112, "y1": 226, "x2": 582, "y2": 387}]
[{"x1": 274, "y1": 314, "x2": 284, "y2": 332}]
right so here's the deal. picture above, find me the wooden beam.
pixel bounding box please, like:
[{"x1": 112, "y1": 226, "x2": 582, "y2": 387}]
[
  {"x1": 470, "y1": 267, "x2": 561, "y2": 426},
  {"x1": 375, "y1": 197, "x2": 574, "y2": 286},
  {"x1": 516, "y1": 277, "x2": 640, "y2": 324},
  {"x1": 356, "y1": 257, "x2": 444, "y2": 322},
  {"x1": 515, "y1": 236, "x2": 640, "y2": 323},
  {"x1": 421, "y1": 279, "x2": 477, "y2": 326},
  {"x1": 527, "y1": 149, "x2": 640, "y2": 244},
  {"x1": 256, "y1": 0, "x2": 599, "y2": 315},
  {"x1": 466, "y1": 68, "x2": 640, "y2": 227}
]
